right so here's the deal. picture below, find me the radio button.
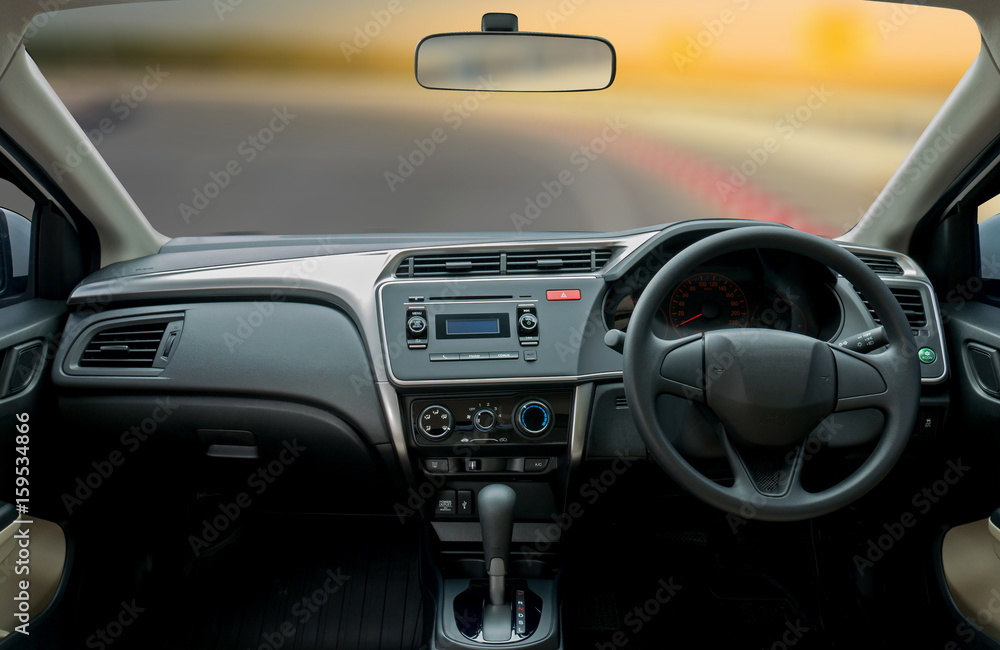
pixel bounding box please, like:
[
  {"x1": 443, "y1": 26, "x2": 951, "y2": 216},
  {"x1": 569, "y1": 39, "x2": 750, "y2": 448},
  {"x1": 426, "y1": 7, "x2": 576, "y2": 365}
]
[
  {"x1": 406, "y1": 315, "x2": 428, "y2": 335},
  {"x1": 460, "y1": 352, "x2": 490, "y2": 361}
]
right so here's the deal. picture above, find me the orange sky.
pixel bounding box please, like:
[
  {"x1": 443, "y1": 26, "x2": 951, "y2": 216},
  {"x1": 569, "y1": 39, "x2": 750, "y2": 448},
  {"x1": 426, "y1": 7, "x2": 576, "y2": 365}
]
[{"x1": 28, "y1": 0, "x2": 981, "y2": 91}]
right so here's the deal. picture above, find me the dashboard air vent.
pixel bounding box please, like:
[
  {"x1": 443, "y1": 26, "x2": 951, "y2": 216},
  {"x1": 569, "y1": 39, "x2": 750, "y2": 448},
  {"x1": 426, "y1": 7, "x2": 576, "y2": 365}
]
[
  {"x1": 79, "y1": 321, "x2": 170, "y2": 368},
  {"x1": 857, "y1": 286, "x2": 927, "y2": 331},
  {"x1": 396, "y1": 248, "x2": 613, "y2": 277},
  {"x1": 506, "y1": 249, "x2": 611, "y2": 274},
  {"x1": 397, "y1": 253, "x2": 502, "y2": 278},
  {"x1": 854, "y1": 253, "x2": 903, "y2": 275}
]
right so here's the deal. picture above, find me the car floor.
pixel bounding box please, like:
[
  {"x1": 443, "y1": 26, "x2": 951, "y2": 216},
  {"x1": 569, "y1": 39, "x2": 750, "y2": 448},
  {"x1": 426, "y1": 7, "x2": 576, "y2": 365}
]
[{"x1": 90, "y1": 516, "x2": 431, "y2": 650}]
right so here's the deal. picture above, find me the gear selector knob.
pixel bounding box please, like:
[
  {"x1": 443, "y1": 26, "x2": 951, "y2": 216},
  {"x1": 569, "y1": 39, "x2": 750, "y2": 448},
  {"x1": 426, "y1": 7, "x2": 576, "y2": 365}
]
[{"x1": 478, "y1": 484, "x2": 516, "y2": 606}]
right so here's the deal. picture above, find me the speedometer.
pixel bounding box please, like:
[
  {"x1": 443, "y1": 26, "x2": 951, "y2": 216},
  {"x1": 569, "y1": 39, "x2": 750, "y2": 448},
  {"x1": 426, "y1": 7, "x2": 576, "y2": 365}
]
[{"x1": 668, "y1": 273, "x2": 749, "y2": 336}]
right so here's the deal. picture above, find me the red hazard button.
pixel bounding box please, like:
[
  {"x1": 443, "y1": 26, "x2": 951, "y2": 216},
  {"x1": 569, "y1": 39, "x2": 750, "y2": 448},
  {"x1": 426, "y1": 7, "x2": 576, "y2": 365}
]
[{"x1": 546, "y1": 289, "x2": 581, "y2": 301}]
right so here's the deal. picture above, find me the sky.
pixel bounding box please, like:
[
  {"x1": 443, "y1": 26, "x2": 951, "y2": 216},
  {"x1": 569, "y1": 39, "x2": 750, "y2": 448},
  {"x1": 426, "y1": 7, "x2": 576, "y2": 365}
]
[{"x1": 27, "y1": 0, "x2": 981, "y2": 91}]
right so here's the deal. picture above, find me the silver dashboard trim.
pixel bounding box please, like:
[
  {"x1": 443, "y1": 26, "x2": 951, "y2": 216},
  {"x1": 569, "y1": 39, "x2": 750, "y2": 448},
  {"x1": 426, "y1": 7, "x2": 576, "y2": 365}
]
[
  {"x1": 837, "y1": 243, "x2": 949, "y2": 384},
  {"x1": 376, "y1": 381, "x2": 415, "y2": 486}
]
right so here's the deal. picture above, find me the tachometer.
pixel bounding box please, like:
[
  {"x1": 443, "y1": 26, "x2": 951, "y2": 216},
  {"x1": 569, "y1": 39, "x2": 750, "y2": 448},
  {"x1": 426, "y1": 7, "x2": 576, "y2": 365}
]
[{"x1": 668, "y1": 273, "x2": 749, "y2": 335}]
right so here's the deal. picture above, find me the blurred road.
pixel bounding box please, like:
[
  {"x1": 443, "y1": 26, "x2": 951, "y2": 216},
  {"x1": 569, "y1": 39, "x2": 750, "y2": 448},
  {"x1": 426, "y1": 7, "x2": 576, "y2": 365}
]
[{"x1": 49, "y1": 73, "x2": 931, "y2": 239}]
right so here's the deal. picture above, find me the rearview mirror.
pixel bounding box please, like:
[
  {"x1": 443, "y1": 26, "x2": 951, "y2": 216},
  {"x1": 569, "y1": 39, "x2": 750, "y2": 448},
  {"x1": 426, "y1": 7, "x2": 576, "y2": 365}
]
[{"x1": 416, "y1": 14, "x2": 615, "y2": 92}]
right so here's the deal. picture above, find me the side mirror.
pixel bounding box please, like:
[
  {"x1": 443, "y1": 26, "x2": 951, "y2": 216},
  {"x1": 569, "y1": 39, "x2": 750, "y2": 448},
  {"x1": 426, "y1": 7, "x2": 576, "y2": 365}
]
[
  {"x1": 415, "y1": 13, "x2": 615, "y2": 92},
  {"x1": 0, "y1": 208, "x2": 30, "y2": 299}
]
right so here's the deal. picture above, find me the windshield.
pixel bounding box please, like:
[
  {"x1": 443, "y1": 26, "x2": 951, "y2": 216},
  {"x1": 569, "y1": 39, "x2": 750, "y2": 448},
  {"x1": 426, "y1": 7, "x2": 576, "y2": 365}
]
[{"x1": 27, "y1": 0, "x2": 978, "y2": 238}]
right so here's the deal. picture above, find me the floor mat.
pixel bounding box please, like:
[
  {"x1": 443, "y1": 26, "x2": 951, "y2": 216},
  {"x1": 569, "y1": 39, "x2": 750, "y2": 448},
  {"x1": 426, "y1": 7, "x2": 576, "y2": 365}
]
[{"x1": 134, "y1": 517, "x2": 428, "y2": 650}]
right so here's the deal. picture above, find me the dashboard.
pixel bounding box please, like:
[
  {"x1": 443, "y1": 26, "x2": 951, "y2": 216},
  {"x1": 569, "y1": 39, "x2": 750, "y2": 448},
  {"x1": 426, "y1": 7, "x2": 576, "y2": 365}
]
[
  {"x1": 49, "y1": 219, "x2": 950, "y2": 515},
  {"x1": 604, "y1": 246, "x2": 843, "y2": 341}
]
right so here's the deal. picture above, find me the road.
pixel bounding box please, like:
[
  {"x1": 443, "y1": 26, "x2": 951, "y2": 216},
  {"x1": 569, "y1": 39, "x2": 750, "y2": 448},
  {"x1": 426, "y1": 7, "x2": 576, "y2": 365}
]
[{"x1": 49, "y1": 73, "x2": 930, "y2": 239}]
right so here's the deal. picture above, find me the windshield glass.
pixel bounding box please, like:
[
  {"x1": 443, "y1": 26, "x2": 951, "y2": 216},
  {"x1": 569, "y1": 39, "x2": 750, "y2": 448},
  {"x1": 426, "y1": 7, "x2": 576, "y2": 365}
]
[{"x1": 27, "y1": 0, "x2": 978, "y2": 238}]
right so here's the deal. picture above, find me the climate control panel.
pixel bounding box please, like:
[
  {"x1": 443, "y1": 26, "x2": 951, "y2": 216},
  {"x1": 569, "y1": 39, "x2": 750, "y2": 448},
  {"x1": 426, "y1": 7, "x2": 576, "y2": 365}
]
[{"x1": 408, "y1": 392, "x2": 570, "y2": 447}]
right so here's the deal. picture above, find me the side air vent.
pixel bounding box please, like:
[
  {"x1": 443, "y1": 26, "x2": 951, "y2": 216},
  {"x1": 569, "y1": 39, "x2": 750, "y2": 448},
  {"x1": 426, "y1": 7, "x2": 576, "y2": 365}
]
[
  {"x1": 80, "y1": 321, "x2": 171, "y2": 368},
  {"x1": 857, "y1": 286, "x2": 927, "y2": 331},
  {"x1": 396, "y1": 248, "x2": 613, "y2": 277},
  {"x1": 854, "y1": 253, "x2": 904, "y2": 275}
]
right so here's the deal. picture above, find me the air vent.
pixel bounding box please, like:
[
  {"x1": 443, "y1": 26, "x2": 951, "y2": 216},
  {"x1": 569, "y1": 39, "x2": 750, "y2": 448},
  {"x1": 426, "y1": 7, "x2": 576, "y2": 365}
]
[
  {"x1": 615, "y1": 396, "x2": 628, "y2": 409},
  {"x1": 854, "y1": 253, "x2": 903, "y2": 275},
  {"x1": 396, "y1": 248, "x2": 613, "y2": 277},
  {"x1": 506, "y1": 249, "x2": 613, "y2": 275},
  {"x1": 79, "y1": 321, "x2": 170, "y2": 368},
  {"x1": 397, "y1": 253, "x2": 501, "y2": 278},
  {"x1": 857, "y1": 286, "x2": 927, "y2": 331}
]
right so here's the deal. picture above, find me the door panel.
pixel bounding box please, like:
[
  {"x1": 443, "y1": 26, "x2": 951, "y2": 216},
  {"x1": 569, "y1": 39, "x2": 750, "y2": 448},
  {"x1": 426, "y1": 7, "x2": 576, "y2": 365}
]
[{"x1": 0, "y1": 299, "x2": 66, "y2": 645}]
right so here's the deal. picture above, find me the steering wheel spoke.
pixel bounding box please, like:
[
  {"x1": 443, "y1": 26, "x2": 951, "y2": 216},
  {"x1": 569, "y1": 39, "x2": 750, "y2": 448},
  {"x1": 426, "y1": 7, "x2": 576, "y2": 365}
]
[
  {"x1": 719, "y1": 430, "x2": 806, "y2": 500},
  {"x1": 830, "y1": 345, "x2": 891, "y2": 413},
  {"x1": 643, "y1": 332, "x2": 705, "y2": 403}
]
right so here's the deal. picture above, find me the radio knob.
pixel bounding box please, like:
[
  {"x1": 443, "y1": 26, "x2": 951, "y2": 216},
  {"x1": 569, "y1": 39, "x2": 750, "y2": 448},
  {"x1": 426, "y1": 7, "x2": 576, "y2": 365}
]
[
  {"x1": 514, "y1": 400, "x2": 553, "y2": 438},
  {"x1": 417, "y1": 405, "x2": 454, "y2": 440},
  {"x1": 407, "y1": 315, "x2": 428, "y2": 336},
  {"x1": 518, "y1": 313, "x2": 538, "y2": 332},
  {"x1": 473, "y1": 408, "x2": 497, "y2": 433}
]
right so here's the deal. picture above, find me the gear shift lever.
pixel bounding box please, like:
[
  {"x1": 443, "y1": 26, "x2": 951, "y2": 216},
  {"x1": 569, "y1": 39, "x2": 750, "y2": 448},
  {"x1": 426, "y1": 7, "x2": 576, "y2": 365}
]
[{"x1": 478, "y1": 484, "x2": 516, "y2": 606}]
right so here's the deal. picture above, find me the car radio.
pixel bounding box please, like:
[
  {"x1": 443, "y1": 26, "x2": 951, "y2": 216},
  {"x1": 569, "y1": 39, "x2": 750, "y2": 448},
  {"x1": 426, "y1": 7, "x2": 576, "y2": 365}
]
[{"x1": 379, "y1": 278, "x2": 619, "y2": 383}]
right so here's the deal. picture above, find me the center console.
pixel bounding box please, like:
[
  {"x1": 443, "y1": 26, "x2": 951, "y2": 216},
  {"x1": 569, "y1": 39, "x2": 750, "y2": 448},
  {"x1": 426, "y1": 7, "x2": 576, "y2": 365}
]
[{"x1": 378, "y1": 279, "x2": 604, "y2": 648}]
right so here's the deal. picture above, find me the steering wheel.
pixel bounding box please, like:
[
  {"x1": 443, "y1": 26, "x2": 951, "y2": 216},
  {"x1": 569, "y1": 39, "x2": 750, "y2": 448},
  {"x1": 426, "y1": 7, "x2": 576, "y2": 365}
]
[{"x1": 620, "y1": 227, "x2": 920, "y2": 521}]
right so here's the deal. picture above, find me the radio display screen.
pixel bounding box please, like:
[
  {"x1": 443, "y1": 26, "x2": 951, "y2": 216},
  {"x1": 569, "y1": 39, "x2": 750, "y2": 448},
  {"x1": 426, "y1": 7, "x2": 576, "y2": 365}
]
[
  {"x1": 436, "y1": 313, "x2": 511, "y2": 339},
  {"x1": 446, "y1": 318, "x2": 500, "y2": 336}
]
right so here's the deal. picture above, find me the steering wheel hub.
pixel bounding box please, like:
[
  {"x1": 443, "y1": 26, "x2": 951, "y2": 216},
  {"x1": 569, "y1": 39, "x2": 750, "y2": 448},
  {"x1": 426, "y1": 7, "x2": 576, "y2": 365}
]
[{"x1": 703, "y1": 329, "x2": 835, "y2": 448}]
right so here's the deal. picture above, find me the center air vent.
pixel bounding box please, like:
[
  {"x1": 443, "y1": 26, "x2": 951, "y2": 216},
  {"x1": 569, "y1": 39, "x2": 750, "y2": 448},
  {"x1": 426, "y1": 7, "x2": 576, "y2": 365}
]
[
  {"x1": 396, "y1": 248, "x2": 613, "y2": 278},
  {"x1": 853, "y1": 253, "x2": 903, "y2": 275},
  {"x1": 857, "y1": 286, "x2": 927, "y2": 331}
]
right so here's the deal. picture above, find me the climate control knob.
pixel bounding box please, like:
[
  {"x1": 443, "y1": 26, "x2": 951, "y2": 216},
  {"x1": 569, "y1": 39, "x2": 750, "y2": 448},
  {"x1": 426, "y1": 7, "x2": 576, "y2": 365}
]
[
  {"x1": 473, "y1": 408, "x2": 497, "y2": 433},
  {"x1": 417, "y1": 405, "x2": 454, "y2": 440},
  {"x1": 513, "y1": 400, "x2": 553, "y2": 438}
]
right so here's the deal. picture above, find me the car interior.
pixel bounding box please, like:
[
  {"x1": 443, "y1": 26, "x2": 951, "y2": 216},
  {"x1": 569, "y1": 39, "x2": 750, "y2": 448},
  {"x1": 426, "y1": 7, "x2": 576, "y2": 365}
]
[{"x1": 2, "y1": 0, "x2": 1000, "y2": 648}]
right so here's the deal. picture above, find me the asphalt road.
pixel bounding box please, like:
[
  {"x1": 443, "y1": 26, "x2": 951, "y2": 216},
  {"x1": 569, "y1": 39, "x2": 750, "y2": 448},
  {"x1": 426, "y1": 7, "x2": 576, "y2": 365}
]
[{"x1": 65, "y1": 99, "x2": 727, "y2": 238}]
